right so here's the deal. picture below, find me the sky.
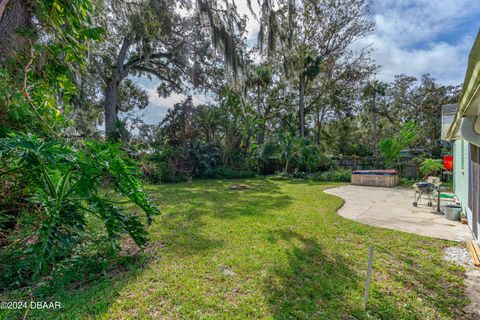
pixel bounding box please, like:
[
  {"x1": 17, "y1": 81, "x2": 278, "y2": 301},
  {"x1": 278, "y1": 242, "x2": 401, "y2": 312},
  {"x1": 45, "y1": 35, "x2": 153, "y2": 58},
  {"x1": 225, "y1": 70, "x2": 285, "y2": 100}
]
[{"x1": 137, "y1": 0, "x2": 480, "y2": 124}]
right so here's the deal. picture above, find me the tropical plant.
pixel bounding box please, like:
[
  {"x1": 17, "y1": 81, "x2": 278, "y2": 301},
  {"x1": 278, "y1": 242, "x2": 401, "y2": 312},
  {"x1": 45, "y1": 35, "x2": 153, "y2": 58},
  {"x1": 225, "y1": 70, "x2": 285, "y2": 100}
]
[
  {"x1": 379, "y1": 122, "x2": 417, "y2": 168},
  {"x1": 279, "y1": 133, "x2": 319, "y2": 173},
  {"x1": 0, "y1": 133, "x2": 159, "y2": 284},
  {"x1": 419, "y1": 158, "x2": 444, "y2": 178},
  {"x1": 187, "y1": 140, "x2": 219, "y2": 177},
  {"x1": 0, "y1": 0, "x2": 103, "y2": 139}
]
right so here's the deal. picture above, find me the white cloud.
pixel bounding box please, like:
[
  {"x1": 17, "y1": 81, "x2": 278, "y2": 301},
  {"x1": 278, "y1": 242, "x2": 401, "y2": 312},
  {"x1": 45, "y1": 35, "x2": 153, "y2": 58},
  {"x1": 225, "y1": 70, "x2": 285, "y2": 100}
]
[
  {"x1": 362, "y1": 0, "x2": 480, "y2": 85},
  {"x1": 361, "y1": 34, "x2": 473, "y2": 85},
  {"x1": 140, "y1": 86, "x2": 211, "y2": 124},
  {"x1": 373, "y1": 0, "x2": 480, "y2": 46},
  {"x1": 136, "y1": 0, "x2": 480, "y2": 124},
  {"x1": 237, "y1": 0, "x2": 479, "y2": 85}
]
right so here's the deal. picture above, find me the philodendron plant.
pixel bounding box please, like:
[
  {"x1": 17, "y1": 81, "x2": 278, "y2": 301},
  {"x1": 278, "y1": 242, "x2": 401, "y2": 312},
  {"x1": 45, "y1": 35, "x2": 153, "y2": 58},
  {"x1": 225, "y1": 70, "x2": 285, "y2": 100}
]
[{"x1": 0, "y1": 133, "x2": 159, "y2": 280}]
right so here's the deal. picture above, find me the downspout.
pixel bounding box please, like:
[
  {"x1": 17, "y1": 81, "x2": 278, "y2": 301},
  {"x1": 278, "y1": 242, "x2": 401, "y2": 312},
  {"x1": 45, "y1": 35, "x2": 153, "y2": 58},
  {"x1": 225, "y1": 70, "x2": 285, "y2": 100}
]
[{"x1": 461, "y1": 116, "x2": 480, "y2": 147}]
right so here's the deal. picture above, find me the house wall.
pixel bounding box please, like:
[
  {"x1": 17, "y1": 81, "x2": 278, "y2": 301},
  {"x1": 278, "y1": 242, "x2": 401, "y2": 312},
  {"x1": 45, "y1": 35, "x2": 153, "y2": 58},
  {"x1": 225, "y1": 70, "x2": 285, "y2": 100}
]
[
  {"x1": 453, "y1": 139, "x2": 471, "y2": 228},
  {"x1": 470, "y1": 144, "x2": 480, "y2": 242}
]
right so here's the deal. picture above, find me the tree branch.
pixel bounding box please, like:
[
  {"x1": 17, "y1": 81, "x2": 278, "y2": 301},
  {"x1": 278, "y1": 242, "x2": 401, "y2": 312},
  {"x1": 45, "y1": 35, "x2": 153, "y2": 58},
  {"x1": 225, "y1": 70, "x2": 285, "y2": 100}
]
[
  {"x1": 116, "y1": 35, "x2": 134, "y2": 73},
  {"x1": 131, "y1": 65, "x2": 183, "y2": 90},
  {"x1": 123, "y1": 52, "x2": 174, "y2": 73},
  {"x1": 0, "y1": 0, "x2": 10, "y2": 21}
]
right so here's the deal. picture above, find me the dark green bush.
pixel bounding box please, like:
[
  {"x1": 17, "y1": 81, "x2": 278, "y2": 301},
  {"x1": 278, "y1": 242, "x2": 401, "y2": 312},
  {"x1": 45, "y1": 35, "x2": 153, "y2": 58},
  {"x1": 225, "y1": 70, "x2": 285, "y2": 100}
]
[
  {"x1": 276, "y1": 169, "x2": 351, "y2": 182},
  {"x1": 317, "y1": 154, "x2": 340, "y2": 171},
  {"x1": 187, "y1": 140, "x2": 219, "y2": 177},
  {"x1": 317, "y1": 169, "x2": 352, "y2": 182},
  {"x1": 0, "y1": 133, "x2": 159, "y2": 287},
  {"x1": 202, "y1": 167, "x2": 256, "y2": 179},
  {"x1": 141, "y1": 161, "x2": 188, "y2": 183}
]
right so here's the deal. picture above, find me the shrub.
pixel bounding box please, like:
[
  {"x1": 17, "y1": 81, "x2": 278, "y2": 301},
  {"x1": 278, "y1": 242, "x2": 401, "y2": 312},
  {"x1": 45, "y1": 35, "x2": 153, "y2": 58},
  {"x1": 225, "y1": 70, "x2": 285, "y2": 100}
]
[
  {"x1": 419, "y1": 158, "x2": 443, "y2": 178},
  {"x1": 158, "y1": 162, "x2": 188, "y2": 183},
  {"x1": 141, "y1": 161, "x2": 187, "y2": 183},
  {"x1": 202, "y1": 167, "x2": 256, "y2": 179},
  {"x1": 379, "y1": 122, "x2": 417, "y2": 168},
  {"x1": 141, "y1": 162, "x2": 162, "y2": 183},
  {"x1": 279, "y1": 134, "x2": 320, "y2": 173},
  {"x1": 317, "y1": 154, "x2": 340, "y2": 171},
  {"x1": 0, "y1": 133, "x2": 159, "y2": 286},
  {"x1": 275, "y1": 169, "x2": 351, "y2": 182},
  {"x1": 187, "y1": 140, "x2": 219, "y2": 177},
  {"x1": 318, "y1": 169, "x2": 352, "y2": 182}
]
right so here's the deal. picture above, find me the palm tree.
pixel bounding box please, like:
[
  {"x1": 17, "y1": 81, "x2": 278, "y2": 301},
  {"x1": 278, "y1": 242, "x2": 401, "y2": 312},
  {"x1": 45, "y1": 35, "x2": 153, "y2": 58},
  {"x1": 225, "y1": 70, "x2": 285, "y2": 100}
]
[
  {"x1": 245, "y1": 65, "x2": 272, "y2": 144},
  {"x1": 363, "y1": 80, "x2": 387, "y2": 157},
  {"x1": 252, "y1": 0, "x2": 373, "y2": 138}
]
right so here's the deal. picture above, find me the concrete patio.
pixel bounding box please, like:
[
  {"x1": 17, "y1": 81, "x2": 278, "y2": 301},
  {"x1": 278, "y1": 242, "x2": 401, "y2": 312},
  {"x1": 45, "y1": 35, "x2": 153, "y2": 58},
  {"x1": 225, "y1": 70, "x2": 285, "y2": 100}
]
[{"x1": 325, "y1": 185, "x2": 473, "y2": 241}]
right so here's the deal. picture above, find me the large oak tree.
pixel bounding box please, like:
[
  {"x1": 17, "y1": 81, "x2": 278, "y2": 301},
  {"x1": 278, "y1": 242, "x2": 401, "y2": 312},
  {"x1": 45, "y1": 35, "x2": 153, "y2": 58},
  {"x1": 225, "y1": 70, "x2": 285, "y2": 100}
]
[{"x1": 89, "y1": 0, "x2": 247, "y2": 139}]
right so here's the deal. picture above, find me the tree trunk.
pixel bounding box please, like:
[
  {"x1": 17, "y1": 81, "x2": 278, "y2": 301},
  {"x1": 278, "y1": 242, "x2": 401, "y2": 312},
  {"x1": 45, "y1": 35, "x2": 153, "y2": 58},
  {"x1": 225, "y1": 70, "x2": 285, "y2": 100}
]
[
  {"x1": 257, "y1": 124, "x2": 265, "y2": 145},
  {"x1": 372, "y1": 92, "x2": 377, "y2": 157},
  {"x1": 0, "y1": 0, "x2": 32, "y2": 64},
  {"x1": 284, "y1": 159, "x2": 289, "y2": 174},
  {"x1": 299, "y1": 78, "x2": 306, "y2": 138},
  {"x1": 256, "y1": 83, "x2": 264, "y2": 144},
  {"x1": 0, "y1": 0, "x2": 10, "y2": 21},
  {"x1": 103, "y1": 35, "x2": 133, "y2": 140},
  {"x1": 104, "y1": 79, "x2": 118, "y2": 139}
]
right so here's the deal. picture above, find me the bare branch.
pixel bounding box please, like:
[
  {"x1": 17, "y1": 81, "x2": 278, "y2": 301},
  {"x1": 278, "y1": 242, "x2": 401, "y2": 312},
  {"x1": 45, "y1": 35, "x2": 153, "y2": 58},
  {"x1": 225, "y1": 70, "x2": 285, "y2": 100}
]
[
  {"x1": 131, "y1": 65, "x2": 183, "y2": 90},
  {"x1": 0, "y1": 0, "x2": 10, "y2": 21}
]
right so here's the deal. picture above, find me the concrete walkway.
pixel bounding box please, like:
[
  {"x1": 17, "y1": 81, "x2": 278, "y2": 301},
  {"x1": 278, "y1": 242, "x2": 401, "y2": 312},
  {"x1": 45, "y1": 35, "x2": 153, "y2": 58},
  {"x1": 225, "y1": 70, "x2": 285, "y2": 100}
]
[{"x1": 325, "y1": 185, "x2": 473, "y2": 241}]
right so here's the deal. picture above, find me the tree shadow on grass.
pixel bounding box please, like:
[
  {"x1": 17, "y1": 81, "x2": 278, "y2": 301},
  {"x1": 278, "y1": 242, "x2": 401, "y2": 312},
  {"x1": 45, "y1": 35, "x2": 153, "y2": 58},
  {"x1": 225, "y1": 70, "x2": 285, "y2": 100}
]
[
  {"x1": 0, "y1": 253, "x2": 150, "y2": 320},
  {"x1": 2, "y1": 178, "x2": 296, "y2": 319},
  {"x1": 147, "y1": 178, "x2": 293, "y2": 256},
  {"x1": 261, "y1": 230, "x2": 424, "y2": 320},
  {"x1": 263, "y1": 229, "x2": 363, "y2": 320},
  {"x1": 372, "y1": 238, "x2": 470, "y2": 319}
]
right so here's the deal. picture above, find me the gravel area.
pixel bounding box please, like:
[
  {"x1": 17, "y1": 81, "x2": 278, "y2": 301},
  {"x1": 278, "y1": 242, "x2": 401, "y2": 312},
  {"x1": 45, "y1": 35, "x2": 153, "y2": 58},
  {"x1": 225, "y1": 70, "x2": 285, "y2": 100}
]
[{"x1": 443, "y1": 246, "x2": 474, "y2": 268}]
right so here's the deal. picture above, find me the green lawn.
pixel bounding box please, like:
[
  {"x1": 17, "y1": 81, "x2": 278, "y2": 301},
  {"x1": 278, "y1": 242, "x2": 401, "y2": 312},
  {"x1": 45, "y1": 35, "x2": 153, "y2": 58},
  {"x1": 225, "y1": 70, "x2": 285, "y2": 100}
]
[{"x1": 0, "y1": 178, "x2": 470, "y2": 319}]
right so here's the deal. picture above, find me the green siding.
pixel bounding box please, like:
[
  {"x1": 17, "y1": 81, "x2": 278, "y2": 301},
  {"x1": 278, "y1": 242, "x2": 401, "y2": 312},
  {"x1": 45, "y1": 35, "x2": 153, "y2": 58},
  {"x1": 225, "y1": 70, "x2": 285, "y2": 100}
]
[{"x1": 453, "y1": 140, "x2": 470, "y2": 221}]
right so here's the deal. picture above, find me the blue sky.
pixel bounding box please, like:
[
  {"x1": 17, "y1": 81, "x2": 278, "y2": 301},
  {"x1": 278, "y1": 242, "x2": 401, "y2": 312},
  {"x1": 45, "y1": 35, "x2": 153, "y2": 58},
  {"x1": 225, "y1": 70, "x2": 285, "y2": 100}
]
[
  {"x1": 363, "y1": 0, "x2": 480, "y2": 85},
  {"x1": 132, "y1": 76, "x2": 210, "y2": 124},
  {"x1": 137, "y1": 0, "x2": 480, "y2": 124}
]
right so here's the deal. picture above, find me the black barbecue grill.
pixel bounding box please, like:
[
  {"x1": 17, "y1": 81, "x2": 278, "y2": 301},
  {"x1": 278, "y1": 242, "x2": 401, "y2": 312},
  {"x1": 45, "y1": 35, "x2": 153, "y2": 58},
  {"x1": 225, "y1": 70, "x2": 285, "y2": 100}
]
[{"x1": 412, "y1": 177, "x2": 442, "y2": 209}]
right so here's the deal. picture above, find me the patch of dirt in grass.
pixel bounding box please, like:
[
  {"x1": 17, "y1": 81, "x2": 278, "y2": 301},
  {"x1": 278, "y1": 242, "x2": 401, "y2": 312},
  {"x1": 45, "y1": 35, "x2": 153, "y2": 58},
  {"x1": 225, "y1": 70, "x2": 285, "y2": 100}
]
[
  {"x1": 219, "y1": 265, "x2": 236, "y2": 277},
  {"x1": 119, "y1": 236, "x2": 142, "y2": 256},
  {"x1": 144, "y1": 240, "x2": 166, "y2": 254},
  {"x1": 228, "y1": 184, "x2": 251, "y2": 190},
  {"x1": 120, "y1": 236, "x2": 165, "y2": 256}
]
